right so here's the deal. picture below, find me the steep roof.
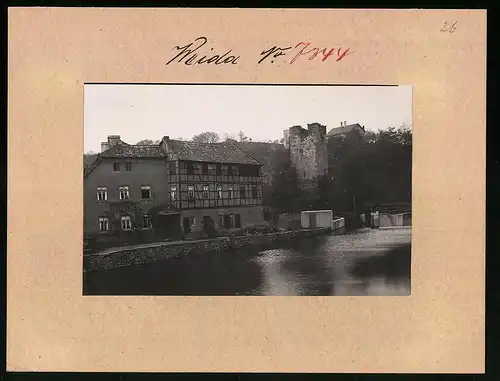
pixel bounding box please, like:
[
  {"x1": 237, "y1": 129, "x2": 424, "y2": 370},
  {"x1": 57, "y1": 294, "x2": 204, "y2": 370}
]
[
  {"x1": 164, "y1": 139, "x2": 261, "y2": 165},
  {"x1": 84, "y1": 140, "x2": 164, "y2": 178},
  {"x1": 100, "y1": 141, "x2": 164, "y2": 158},
  {"x1": 327, "y1": 123, "x2": 365, "y2": 137}
]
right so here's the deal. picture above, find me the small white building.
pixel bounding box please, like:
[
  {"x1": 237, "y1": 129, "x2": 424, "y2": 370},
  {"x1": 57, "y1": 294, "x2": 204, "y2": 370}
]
[{"x1": 301, "y1": 210, "x2": 333, "y2": 229}]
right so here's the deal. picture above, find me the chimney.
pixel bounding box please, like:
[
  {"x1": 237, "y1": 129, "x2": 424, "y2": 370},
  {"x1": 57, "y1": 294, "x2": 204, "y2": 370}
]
[
  {"x1": 340, "y1": 121, "x2": 343, "y2": 127},
  {"x1": 344, "y1": 121, "x2": 347, "y2": 126},
  {"x1": 100, "y1": 142, "x2": 109, "y2": 152},
  {"x1": 107, "y1": 135, "x2": 121, "y2": 147},
  {"x1": 163, "y1": 136, "x2": 170, "y2": 141}
]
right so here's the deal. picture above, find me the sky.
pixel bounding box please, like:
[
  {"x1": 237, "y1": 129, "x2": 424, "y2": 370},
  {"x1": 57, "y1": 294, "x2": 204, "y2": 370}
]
[{"x1": 84, "y1": 84, "x2": 412, "y2": 153}]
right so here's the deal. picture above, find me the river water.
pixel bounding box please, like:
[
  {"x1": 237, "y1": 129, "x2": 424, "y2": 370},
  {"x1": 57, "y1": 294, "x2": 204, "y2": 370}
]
[{"x1": 83, "y1": 227, "x2": 411, "y2": 296}]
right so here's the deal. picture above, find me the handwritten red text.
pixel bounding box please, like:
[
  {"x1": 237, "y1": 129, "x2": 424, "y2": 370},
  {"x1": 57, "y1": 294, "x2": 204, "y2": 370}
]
[{"x1": 290, "y1": 42, "x2": 353, "y2": 64}]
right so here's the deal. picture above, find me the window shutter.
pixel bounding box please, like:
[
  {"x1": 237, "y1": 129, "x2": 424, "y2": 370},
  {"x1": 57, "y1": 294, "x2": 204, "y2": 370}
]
[
  {"x1": 224, "y1": 214, "x2": 230, "y2": 229},
  {"x1": 235, "y1": 214, "x2": 241, "y2": 228}
]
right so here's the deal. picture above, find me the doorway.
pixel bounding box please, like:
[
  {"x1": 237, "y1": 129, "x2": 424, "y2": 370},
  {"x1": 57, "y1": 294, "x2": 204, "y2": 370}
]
[{"x1": 309, "y1": 213, "x2": 316, "y2": 228}]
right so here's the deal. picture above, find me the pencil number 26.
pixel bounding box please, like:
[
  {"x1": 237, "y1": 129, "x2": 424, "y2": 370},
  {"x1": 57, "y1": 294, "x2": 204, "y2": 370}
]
[{"x1": 441, "y1": 21, "x2": 457, "y2": 33}]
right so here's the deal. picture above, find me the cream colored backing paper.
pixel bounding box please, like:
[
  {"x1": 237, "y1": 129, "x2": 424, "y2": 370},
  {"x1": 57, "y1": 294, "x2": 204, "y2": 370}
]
[{"x1": 7, "y1": 8, "x2": 486, "y2": 373}]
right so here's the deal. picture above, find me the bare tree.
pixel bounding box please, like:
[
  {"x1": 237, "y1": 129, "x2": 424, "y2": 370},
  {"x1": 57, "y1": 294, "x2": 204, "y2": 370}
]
[
  {"x1": 237, "y1": 130, "x2": 252, "y2": 142},
  {"x1": 224, "y1": 132, "x2": 237, "y2": 141},
  {"x1": 192, "y1": 132, "x2": 220, "y2": 143}
]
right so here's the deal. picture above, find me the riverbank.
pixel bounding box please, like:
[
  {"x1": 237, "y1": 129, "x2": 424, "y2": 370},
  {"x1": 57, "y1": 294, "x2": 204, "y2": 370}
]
[
  {"x1": 83, "y1": 226, "x2": 411, "y2": 296},
  {"x1": 84, "y1": 227, "x2": 332, "y2": 272}
]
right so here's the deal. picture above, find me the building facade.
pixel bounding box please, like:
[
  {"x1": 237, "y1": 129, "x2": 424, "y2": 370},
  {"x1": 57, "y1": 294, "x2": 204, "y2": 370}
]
[
  {"x1": 159, "y1": 137, "x2": 268, "y2": 235},
  {"x1": 326, "y1": 121, "x2": 366, "y2": 141},
  {"x1": 83, "y1": 136, "x2": 175, "y2": 245}
]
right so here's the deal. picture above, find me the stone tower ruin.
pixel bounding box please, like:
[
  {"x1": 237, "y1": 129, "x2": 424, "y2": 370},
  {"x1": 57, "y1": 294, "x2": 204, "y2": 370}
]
[{"x1": 283, "y1": 122, "x2": 328, "y2": 181}]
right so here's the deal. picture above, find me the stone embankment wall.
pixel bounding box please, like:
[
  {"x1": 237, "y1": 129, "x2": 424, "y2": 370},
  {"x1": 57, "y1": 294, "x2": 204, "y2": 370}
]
[{"x1": 84, "y1": 227, "x2": 331, "y2": 272}]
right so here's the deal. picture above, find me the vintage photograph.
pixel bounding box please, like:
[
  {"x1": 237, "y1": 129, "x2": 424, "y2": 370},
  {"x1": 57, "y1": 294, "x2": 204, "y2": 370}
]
[{"x1": 83, "y1": 84, "x2": 412, "y2": 296}]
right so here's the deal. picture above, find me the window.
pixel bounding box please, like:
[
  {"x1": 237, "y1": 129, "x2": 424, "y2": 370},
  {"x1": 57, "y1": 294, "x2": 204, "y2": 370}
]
[
  {"x1": 113, "y1": 163, "x2": 121, "y2": 172},
  {"x1": 125, "y1": 162, "x2": 132, "y2": 171},
  {"x1": 216, "y1": 185, "x2": 222, "y2": 199},
  {"x1": 252, "y1": 186, "x2": 258, "y2": 199},
  {"x1": 202, "y1": 163, "x2": 209, "y2": 175},
  {"x1": 96, "y1": 187, "x2": 107, "y2": 201},
  {"x1": 120, "y1": 216, "x2": 132, "y2": 230},
  {"x1": 183, "y1": 216, "x2": 196, "y2": 233},
  {"x1": 170, "y1": 186, "x2": 177, "y2": 201},
  {"x1": 224, "y1": 214, "x2": 231, "y2": 229},
  {"x1": 240, "y1": 185, "x2": 246, "y2": 199},
  {"x1": 235, "y1": 214, "x2": 241, "y2": 228},
  {"x1": 143, "y1": 215, "x2": 152, "y2": 229},
  {"x1": 98, "y1": 217, "x2": 109, "y2": 232},
  {"x1": 218, "y1": 214, "x2": 224, "y2": 228},
  {"x1": 229, "y1": 214, "x2": 235, "y2": 228},
  {"x1": 202, "y1": 185, "x2": 209, "y2": 199},
  {"x1": 169, "y1": 161, "x2": 176, "y2": 175},
  {"x1": 188, "y1": 186, "x2": 195, "y2": 200},
  {"x1": 141, "y1": 185, "x2": 151, "y2": 199},
  {"x1": 216, "y1": 163, "x2": 222, "y2": 176},
  {"x1": 187, "y1": 162, "x2": 194, "y2": 175},
  {"x1": 119, "y1": 186, "x2": 130, "y2": 200},
  {"x1": 202, "y1": 216, "x2": 212, "y2": 230},
  {"x1": 227, "y1": 165, "x2": 233, "y2": 176},
  {"x1": 228, "y1": 186, "x2": 234, "y2": 199}
]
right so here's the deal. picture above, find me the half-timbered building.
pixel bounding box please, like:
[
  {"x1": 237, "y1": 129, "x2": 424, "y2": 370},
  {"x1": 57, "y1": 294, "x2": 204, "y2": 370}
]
[{"x1": 159, "y1": 136, "x2": 268, "y2": 235}]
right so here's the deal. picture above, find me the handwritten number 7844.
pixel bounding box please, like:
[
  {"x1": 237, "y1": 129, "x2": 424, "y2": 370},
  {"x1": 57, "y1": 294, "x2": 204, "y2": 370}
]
[{"x1": 441, "y1": 21, "x2": 457, "y2": 33}]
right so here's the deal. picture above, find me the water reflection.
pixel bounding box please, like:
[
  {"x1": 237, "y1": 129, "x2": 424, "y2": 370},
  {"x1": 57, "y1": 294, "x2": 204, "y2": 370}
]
[{"x1": 84, "y1": 227, "x2": 411, "y2": 296}]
